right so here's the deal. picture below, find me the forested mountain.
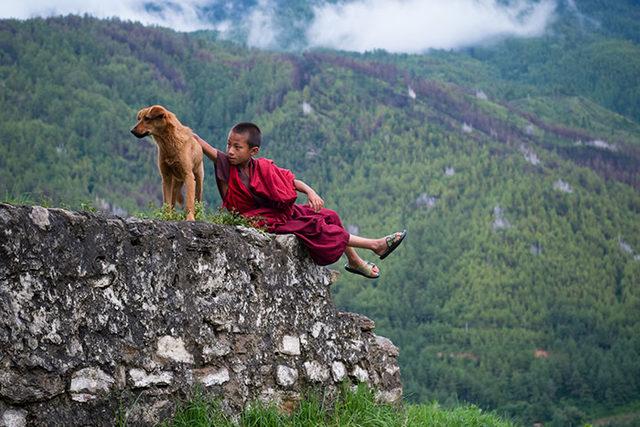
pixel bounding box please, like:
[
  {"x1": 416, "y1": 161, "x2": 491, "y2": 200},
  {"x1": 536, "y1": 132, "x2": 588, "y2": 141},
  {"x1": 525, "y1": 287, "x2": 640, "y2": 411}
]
[{"x1": 1, "y1": 10, "x2": 639, "y2": 426}]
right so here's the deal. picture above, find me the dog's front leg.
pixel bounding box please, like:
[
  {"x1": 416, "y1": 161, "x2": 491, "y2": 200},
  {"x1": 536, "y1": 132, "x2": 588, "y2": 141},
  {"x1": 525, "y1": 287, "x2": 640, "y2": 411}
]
[
  {"x1": 159, "y1": 163, "x2": 174, "y2": 209},
  {"x1": 161, "y1": 175, "x2": 173, "y2": 208},
  {"x1": 184, "y1": 172, "x2": 196, "y2": 221}
]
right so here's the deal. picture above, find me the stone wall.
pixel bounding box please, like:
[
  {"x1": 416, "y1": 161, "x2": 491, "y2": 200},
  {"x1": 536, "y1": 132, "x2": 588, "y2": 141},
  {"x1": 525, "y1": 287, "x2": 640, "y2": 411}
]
[{"x1": 0, "y1": 204, "x2": 402, "y2": 426}]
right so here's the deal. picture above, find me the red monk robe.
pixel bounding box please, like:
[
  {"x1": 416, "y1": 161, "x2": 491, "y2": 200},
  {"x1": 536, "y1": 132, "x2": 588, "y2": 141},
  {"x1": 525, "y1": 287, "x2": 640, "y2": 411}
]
[{"x1": 215, "y1": 152, "x2": 350, "y2": 266}]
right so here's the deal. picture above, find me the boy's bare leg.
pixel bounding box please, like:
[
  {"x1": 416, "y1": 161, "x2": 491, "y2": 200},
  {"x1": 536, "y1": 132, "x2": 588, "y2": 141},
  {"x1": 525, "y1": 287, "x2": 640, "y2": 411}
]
[
  {"x1": 348, "y1": 234, "x2": 387, "y2": 256},
  {"x1": 344, "y1": 232, "x2": 405, "y2": 277},
  {"x1": 344, "y1": 247, "x2": 380, "y2": 275},
  {"x1": 347, "y1": 234, "x2": 386, "y2": 252}
]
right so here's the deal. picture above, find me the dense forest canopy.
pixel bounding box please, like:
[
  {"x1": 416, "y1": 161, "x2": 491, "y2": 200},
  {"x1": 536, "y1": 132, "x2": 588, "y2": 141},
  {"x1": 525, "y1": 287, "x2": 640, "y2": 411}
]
[{"x1": 1, "y1": 2, "x2": 639, "y2": 424}]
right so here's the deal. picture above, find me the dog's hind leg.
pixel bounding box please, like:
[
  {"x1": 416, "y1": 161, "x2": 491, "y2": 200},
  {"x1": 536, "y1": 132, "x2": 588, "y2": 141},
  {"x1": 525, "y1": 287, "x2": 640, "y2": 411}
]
[
  {"x1": 176, "y1": 189, "x2": 184, "y2": 207},
  {"x1": 171, "y1": 179, "x2": 183, "y2": 208}
]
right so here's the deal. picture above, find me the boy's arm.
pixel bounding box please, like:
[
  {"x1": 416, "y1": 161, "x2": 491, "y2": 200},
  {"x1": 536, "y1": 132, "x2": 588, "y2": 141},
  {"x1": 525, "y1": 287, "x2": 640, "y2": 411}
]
[
  {"x1": 194, "y1": 133, "x2": 218, "y2": 162},
  {"x1": 294, "y1": 179, "x2": 324, "y2": 212}
]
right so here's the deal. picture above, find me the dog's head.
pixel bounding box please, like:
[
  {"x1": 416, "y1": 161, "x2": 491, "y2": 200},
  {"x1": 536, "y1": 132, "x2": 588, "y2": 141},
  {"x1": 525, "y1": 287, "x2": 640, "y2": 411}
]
[{"x1": 130, "y1": 105, "x2": 173, "y2": 138}]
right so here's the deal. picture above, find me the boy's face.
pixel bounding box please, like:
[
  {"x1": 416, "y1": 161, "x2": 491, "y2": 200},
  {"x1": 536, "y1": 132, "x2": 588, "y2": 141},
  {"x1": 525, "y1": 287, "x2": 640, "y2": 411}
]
[{"x1": 226, "y1": 131, "x2": 258, "y2": 166}]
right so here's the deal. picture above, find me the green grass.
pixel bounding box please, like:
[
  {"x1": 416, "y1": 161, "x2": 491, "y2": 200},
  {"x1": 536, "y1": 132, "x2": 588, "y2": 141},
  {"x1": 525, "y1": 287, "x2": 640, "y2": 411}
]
[
  {"x1": 133, "y1": 201, "x2": 265, "y2": 229},
  {"x1": 1, "y1": 192, "x2": 97, "y2": 212},
  {"x1": 152, "y1": 384, "x2": 516, "y2": 427},
  {"x1": 0, "y1": 196, "x2": 263, "y2": 230},
  {"x1": 405, "y1": 403, "x2": 517, "y2": 427},
  {"x1": 1, "y1": 192, "x2": 44, "y2": 207}
]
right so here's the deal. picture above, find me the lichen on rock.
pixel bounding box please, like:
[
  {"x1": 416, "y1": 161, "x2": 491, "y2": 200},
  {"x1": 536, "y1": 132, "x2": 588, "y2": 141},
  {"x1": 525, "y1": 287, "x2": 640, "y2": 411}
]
[{"x1": 0, "y1": 204, "x2": 402, "y2": 425}]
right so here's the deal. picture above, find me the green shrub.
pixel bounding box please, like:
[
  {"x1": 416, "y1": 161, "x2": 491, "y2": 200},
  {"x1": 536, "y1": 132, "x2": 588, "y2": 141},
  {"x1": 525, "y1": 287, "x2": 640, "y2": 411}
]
[
  {"x1": 133, "y1": 202, "x2": 265, "y2": 229},
  {"x1": 156, "y1": 384, "x2": 515, "y2": 427}
]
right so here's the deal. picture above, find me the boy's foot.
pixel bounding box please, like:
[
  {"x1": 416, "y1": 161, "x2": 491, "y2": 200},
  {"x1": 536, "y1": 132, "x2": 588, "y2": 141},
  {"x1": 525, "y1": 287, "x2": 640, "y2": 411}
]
[
  {"x1": 344, "y1": 261, "x2": 380, "y2": 279},
  {"x1": 378, "y1": 230, "x2": 407, "y2": 260}
]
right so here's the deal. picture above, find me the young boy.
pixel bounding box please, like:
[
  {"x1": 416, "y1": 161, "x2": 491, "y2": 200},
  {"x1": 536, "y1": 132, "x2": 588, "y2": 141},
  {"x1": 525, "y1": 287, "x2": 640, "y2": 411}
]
[{"x1": 195, "y1": 123, "x2": 406, "y2": 278}]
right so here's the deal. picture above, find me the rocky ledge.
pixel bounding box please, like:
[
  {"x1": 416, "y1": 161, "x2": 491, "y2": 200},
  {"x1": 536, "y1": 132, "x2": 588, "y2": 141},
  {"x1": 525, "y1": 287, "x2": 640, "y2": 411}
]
[{"x1": 0, "y1": 204, "x2": 401, "y2": 426}]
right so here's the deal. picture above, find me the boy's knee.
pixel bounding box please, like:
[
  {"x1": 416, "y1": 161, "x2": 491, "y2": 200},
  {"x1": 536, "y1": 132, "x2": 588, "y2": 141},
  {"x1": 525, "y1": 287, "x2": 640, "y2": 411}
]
[{"x1": 325, "y1": 209, "x2": 342, "y2": 225}]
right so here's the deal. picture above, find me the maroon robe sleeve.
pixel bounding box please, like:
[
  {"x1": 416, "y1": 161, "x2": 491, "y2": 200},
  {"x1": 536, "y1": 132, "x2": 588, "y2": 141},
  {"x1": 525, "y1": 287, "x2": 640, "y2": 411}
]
[
  {"x1": 214, "y1": 151, "x2": 230, "y2": 199},
  {"x1": 249, "y1": 158, "x2": 298, "y2": 210}
]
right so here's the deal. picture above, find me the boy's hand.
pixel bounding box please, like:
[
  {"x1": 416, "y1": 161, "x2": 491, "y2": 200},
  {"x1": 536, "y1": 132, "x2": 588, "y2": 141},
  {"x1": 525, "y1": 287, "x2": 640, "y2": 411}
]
[
  {"x1": 293, "y1": 179, "x2": 324, "y2": 211},
  {"x1": 307, "y1": 191, "x2": 324, "y2": 212}
]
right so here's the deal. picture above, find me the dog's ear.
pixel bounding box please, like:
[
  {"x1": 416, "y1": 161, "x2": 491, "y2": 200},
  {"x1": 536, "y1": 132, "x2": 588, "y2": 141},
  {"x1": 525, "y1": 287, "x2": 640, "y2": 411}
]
[{"x1": 147, "y1": 105, "x2": 166, "y2": 120}]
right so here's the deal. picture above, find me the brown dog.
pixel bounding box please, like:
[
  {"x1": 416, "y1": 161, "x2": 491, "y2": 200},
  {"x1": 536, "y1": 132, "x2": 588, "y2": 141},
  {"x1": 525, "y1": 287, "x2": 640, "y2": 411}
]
[{"x1": 131, "y1": 105, "x2": 204, "y2": 221}]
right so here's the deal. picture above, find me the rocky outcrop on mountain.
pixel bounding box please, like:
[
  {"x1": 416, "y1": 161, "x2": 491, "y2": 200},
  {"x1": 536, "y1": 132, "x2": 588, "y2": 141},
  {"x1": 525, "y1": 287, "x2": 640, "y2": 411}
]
[{"x1": 0, "y1": 204, "x2": 401, "y2": 426}]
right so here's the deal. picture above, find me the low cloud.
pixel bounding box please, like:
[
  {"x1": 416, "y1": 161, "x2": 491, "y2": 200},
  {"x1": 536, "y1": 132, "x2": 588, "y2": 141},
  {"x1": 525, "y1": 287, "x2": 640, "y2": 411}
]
[
  {"x1": 565, "y1": 0, "x2": 599, "y2": 29},
  {"x1": 306, "y1": 0, "x2": 558, "y2": 53},
  {"x1": 0, "y1": 0, "x2": 218, "y2": 32},
  {"x1": 245, "y1": 0, "x2": 279, "y2": 49},
  {"x1": 1, "y1": 0, "x2": 558, "y2": 52}
]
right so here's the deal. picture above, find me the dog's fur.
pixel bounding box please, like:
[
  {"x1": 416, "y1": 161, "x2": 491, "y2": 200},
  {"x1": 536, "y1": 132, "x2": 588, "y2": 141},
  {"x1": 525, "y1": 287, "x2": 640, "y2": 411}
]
[{"x1": 131, "y1": 105, "x2": 204, "y2": 221}]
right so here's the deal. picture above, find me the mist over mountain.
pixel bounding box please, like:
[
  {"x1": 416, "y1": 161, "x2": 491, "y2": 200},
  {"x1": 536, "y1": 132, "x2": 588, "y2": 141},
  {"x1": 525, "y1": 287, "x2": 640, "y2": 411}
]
[{"x1": 0, "y1": 0, "x2": 611, "y2": 52}]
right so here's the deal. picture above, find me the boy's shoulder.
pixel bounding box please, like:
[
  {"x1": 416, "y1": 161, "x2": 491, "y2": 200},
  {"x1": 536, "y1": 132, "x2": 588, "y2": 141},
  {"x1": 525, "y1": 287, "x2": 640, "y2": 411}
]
[
  {"x1": 256, "y1": 156, "x2": 274, "y2": 161},
  {"x1": 255, "y1": 157, "x2": 278, "y2": 167},
  {"x1": 254, "y1": 157, "x2": 294, "y2": 177}
]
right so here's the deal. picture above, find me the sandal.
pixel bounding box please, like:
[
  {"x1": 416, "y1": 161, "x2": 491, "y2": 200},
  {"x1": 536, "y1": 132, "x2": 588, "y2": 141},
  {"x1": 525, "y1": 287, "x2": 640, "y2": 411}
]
[
  {"x1": 379, "y1": 229, "x2": 407, "y2": 260},
  {"x1": 344, "y1": 261, "x2": 380, "y2": 279}
]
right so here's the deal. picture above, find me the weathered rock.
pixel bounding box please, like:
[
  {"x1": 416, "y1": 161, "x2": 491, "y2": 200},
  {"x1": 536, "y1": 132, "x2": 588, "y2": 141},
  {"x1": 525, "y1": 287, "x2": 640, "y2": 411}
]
[
  {"x1": 202, "y1": 337, "x2": 231, "y2": 360},
  {"x1": 69, "y1": 367, "x2": 115, "y2": 402},
  {"x1": 276, "y1": 365, "x2": 298, "y2": 387},
  {"x1": 129, "y1": 368, "x2": 173, "y2": 388},
  {"x1": 351, "y1": 365, "x2": 370, "y2": 383},
  {"x1": 28, "y1": 206, "x2": 50, "y2": 230},
  {"x1": 331, "y1": 361, "x2": 347, "y2": 382},
  {"x1": 156, "y1": 336, "x2": 194, "y2": 364},
  {"x1": 194, "y1": 367, "x2": 230, "y2": 387},
  {"x1": 311, "y1": 321, "x2": 326, "y2": 338},
  {"x1": 0, "y1": 204, "x2": 402, "y2": 425},
  {"x1": 0, "y1": 369, "x2": 65, "y2": 403},
  {"x1": 338, "y1": 311, "x2": 376, "y2": 332},
  {"x1": 279, "y1": 335, "x2": 301, "y2": 356},
  {"x1": 1, "y1": 408, "x2": 27, "y2": 427},
  {"x1": 69, "y1": 368, "x2": 114, "y2": 393},
  {"x1": 303, "y1": 361, "x2": 330, "y2": 382},
  {"x1": 374, "y1": 335, "x2": 400, "y2": 357}
]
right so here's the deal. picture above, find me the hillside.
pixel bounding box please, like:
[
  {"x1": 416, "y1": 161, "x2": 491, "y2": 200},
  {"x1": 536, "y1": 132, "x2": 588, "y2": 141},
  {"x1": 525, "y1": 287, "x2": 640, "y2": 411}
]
[{"x1": 1, "y1": 15, "x2": 639, "y2": 426}]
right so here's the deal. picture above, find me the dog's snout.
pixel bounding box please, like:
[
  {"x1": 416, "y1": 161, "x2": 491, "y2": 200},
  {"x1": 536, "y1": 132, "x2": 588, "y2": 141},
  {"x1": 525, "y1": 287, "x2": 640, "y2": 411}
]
[{"x1": 130, "y1": 127, "x2": 149, "y2": 138}]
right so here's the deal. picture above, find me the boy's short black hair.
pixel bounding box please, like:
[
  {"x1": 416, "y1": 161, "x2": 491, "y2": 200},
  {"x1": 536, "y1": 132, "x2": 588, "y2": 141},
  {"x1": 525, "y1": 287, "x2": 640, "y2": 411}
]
[{"x1": 232, "y1": 122, "x2": 262, "y2": 148}]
